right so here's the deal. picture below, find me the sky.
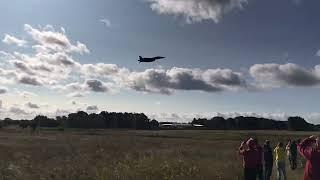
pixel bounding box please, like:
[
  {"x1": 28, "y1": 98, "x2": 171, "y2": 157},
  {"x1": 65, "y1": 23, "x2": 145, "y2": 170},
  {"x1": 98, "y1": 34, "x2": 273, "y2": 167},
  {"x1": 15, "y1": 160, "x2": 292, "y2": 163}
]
[{"x1": 1, "y1": 0, "x2": 320, "y2": 123}]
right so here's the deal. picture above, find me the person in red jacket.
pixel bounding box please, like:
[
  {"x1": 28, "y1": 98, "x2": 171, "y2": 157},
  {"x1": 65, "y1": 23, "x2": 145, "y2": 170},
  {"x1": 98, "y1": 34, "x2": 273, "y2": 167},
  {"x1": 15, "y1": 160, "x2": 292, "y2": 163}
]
[
  {"x1": 239, "y1": 138, "x2": 259, "y2": 180},
  {"x1": 298, "y1": 135, "x2": 320, "y2": 180}
]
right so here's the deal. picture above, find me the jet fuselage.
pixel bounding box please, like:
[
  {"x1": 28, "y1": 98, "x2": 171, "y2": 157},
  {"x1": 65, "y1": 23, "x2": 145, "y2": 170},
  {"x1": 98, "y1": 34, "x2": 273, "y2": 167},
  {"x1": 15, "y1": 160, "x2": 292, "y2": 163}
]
[{"x1": 139, "y1": 56, "x2": 165, "y2": 63}]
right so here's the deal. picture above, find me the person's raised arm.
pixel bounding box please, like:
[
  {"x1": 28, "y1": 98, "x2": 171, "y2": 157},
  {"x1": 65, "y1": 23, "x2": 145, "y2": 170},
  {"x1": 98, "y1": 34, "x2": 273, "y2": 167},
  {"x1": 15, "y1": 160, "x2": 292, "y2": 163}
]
[
  {"x1": 239, "y1": 141, "x2": 246, "y2": 155},
  {"x1": 298, "y1": 136, "x2": 316, "y2": 160}
]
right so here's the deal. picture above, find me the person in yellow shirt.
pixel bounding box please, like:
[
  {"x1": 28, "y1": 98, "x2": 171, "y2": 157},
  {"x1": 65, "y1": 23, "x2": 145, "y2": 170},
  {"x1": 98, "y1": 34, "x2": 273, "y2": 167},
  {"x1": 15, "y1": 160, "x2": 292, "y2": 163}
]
[{"x1": 274, "y1": 142, "x2": 287, "y2": 180}]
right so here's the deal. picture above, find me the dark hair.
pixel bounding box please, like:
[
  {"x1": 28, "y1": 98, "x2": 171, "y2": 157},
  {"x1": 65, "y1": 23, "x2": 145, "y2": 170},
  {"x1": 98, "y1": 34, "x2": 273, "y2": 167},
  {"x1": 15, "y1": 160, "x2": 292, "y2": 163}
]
[
  {"x1": 265, "y1": 140, "x2": 270, "y2": 145},
  {"x1": 278, "y1": 142, "x2": 283, "y2": 147}
]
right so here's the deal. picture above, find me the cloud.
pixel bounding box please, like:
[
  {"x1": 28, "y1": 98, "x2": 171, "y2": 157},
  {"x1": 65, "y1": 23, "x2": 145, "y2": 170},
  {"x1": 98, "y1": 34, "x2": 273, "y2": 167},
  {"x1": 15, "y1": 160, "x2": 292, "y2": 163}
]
[
  {"x1": 0, "y1": 25, "x2": 86, "y2": 87},
  {"x1": 250, "y1": 63, "x2": 320, "y2": 87},
  {"x1": 85, "y1": 79, "x2": 109, "y2": 92},
  {"x1": 4, "y1": 24, "x2": 320, "y2": 98},
  {"x1": 67, "y1": 92, "x2": 86, "y2": 98},
  {"x1": 12, "y1": 60, "x2": 35, "y2": 75},
  {"x1": 9, "y1": 107, "x2": 28, "y2": 115},
  {"x1": 0, "y1": 87, "x2": 7, "y2": 94},
  {"x1": 25, "y1": 102, "x2": 40, "y2": 109},
  {"x1": 60, "y1": 79, "x2": 110, "y2": 95},
  {"x1": 18, "y1": 76, "x2": 43, "y2": 86},
  {"x1": 81, "y1": 63, "x2": 123, "y2": 78},
  {"x1": 54, "y1": 109, "x2": 71, "y2": 117},
  {"x1": 0, "y1": 68, "x2": 17, "y2": 85},
  {"x1": 60, "y1": 65, "x2": 247, "y2": 95},
  {"x1": 305, "y1": 113, "x2": 320, "y2": 124},
  {"x1": 86, "y1": 105, "x2": 98, "y2": 111},
  {"x1": 15, "y1": 90, "x2": 37, "y2": 99},
  {"x1": 1, "y1": 24, "x2": 250, "y2": 95},
  {"x1": 147, "y1": 0, "x2": 248, "y2": 23},
  {"x1": 2, "y1": 34, "x2": 27, "y2": 47},
  {"x1": 24, "y1": 24, "x2": 89, "y2": 54},
  {"x1": 0, "y1": 51, "x2": 15, "y2": 60},
  {"x1": 127, "y1": 67, "x2": 246, "y2": 94},
  {"x1": 100, "y1": 18, "x2": 112, "y2": 27},
  {"x1": 9, "y1": 53, "x2": 72, "y2": 86},
  {"x1": 41, "y1": 52, "x2": 79, "y2": 67}
]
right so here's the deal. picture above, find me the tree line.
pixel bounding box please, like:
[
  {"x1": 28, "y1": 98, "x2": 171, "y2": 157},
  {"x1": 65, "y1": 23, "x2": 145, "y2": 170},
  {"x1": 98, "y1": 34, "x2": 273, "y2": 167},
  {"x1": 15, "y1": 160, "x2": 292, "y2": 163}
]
[
  {"x1": 0, "y1": 111, "x2": 159, "y2": 130},
  {"x1": 0, "y1": 112, "x2": 317, "y2": 131},
  {"x1": 191, "y1": 116, "x2": 318, "y2": 131}
]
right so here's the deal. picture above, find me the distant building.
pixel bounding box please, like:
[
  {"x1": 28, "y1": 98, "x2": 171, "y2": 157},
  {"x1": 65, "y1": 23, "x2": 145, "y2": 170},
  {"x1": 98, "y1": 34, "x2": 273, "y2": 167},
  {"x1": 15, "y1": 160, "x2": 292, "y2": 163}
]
[
  {"x1": 159, "y1": 122, "x2": 198, "y2": 129},
  {"x1": 192, "y1": 124, "x2": 204, "y2": 127}
]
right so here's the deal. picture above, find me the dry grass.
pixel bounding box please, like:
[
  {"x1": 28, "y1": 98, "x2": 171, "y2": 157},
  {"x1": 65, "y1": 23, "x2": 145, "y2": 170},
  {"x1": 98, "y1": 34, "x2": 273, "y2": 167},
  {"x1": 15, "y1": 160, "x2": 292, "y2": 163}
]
[{"x1": 0, "y1": 128, "x2": 312, "y2": 180}]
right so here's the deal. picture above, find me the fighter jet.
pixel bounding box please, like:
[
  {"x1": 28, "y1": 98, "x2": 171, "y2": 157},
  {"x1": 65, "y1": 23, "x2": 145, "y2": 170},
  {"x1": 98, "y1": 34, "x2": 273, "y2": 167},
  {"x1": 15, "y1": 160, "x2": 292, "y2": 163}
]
[{"x1": 138, "y1": 56, "x2": 165, "y2": 63}]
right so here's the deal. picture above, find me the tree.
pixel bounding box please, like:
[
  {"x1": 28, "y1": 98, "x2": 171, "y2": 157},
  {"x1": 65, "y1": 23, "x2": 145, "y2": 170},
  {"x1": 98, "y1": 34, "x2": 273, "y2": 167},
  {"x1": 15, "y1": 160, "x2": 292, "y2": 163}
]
[
  {"x1": 150, "y1": 119, "x2": 159, "y2": 129},
  {"x1": 288, "y1": 116, "x2": 314, "y2": 131},
  {"x1": 207, "y1": 117, "x2": 226, "y2": 129},
  {"x1": 33, "y1": 115, "x2": 59, "y2": 127}
]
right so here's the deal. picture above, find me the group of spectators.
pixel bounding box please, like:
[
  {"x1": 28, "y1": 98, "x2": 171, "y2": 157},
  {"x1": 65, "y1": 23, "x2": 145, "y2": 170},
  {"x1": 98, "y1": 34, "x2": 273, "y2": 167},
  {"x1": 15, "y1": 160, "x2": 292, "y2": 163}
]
[{"x1": 239, "y1": 136, "x2": 320, "y2": 180}]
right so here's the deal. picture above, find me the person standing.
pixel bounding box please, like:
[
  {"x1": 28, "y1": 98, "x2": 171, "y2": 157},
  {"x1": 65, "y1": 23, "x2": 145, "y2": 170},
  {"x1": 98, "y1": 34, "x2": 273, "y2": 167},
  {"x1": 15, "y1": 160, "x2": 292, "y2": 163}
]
[
  {"x1": 298, "y1": 136, "x2": 320, "y2": 180},
  {"x1": 274, "y1": 142, "x2": 287, "y2": 180},
  {"x1": 263, "y1": 140, "x2": 273, "y2": 180},
  {"x1": 286, "y1": 140, "x2": 298, "y2": 170},
  {"x1": 286, "y1": 139, "x2": 291, "y2": 158},
  {"x1": 253, "y1": 138, "x2": 263, "y2": 180},
  {"x1": 239, "y1": 138, "x2": 259, "y2": 180}
]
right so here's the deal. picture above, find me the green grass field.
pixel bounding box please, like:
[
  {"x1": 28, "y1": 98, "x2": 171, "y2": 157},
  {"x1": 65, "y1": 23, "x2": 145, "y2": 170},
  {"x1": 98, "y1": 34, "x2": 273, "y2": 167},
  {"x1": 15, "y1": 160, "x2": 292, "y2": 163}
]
[{"x1": 0, "y1": 128, "x2": 313, "y2": 180}]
